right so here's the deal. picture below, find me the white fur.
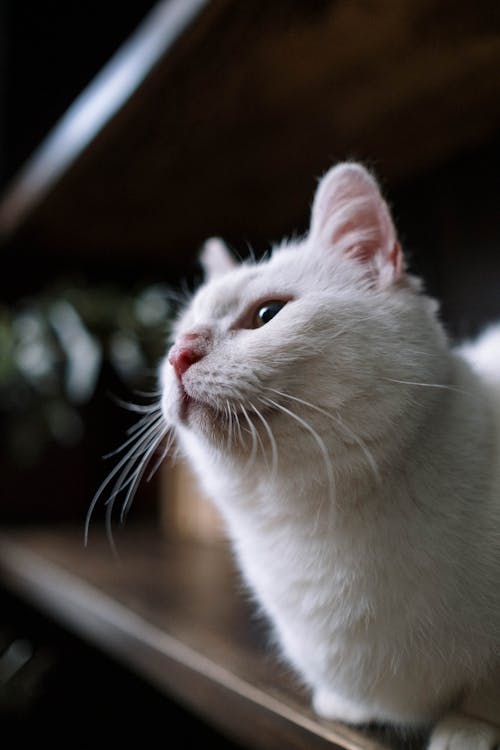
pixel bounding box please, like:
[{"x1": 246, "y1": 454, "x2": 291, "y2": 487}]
[{"x1": 160, "y1": 163, "x2": 500, "y2": 747}]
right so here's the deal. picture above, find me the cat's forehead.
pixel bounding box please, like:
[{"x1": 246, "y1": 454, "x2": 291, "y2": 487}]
[
  {"x1": 182, "y1": 264, "x2": 265, "y2": 325},
  {"x1": 181, "y1": 251, "x2": 301, "y2": 325},
  {"x1": 200, "y1": 265, "x2": 260, "y2": 307}
]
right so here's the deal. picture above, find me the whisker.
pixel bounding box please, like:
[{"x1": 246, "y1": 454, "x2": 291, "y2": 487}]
[
  {"x1": 232, "y1": 403, "x2": 244, "y2": 446},
  {"x1": 103, "y1": 411, "x2": 163, "y2": 458},
  {"x1": 119, "y1": 425, "x2": 170, "y2": 524},
  {"x1": 104, "y1": 507, "x2": 119, "y2": 559},
  {"x1": 249, "y1": 401, "x2": 279, "y2": 477},
  {"x1": 126, "y1": 408, "x2": 162, "y2": 435},
  {"x1": 132, "y1": 388, "x2": 163, "y2": 398},
  {"x1": 226, "y1": 401, "x2": 233, "y2": 451},
  {"x1": 260, "y1": 396, "x2": 336, "y2": 517},
  {"x1": 104, "y1": 422, "x2": 170, "y2": 555},
  {"x1": 240, "y1": 403, "x2": 258, "y2": 469},
  {"x1": 163, "y1": 286, "x2": 192, "y2": 308},
  {"x1": 84, "y1": 415, "x2": 164, "y2": 546},
  {"x1": 243, "y1": 241, "x2": 258, "y2": 265},
  {"x1": 105, "y1": 422, "x2": 165, "y2": 506},
  {"x1": 383, "y1": 377, "x2": 471, "y2": 396},
  {"x1": 251, "y1": 409, "x2": 266, "y2": 465},
  {"x1": 146, "y1": 430, "x2": 175, "y2": 483},
  {"x1": 111, "y1": 396, "x2": 162, "y2": 414},
  {"x1": 267, "y1": 387, "x2": 379, "y2": 482},
  {"x1": 104, "y1": 495, "x2": 120, "y2": 559},
  {"x1": 334, "y1": 410, "x2": 380, "y2": 482}
]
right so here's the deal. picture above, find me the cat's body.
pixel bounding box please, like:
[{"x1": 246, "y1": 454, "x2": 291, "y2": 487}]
[{"x1": 160, "y1": 163, "x2": 500, "y2": 748}]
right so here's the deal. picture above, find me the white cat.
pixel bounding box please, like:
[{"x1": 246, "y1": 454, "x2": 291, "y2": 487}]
[{"x1": 160, "y1": 163, "x2": 500, "y2": 749}]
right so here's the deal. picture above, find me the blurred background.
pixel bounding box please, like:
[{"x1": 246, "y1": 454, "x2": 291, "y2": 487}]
[
  {"x1": 0, "y1": 0, "x2": 500, "y2": 737},
  {"x1": 2, "y1": 0, "x2": 500, "y2": 527},
  {"x1": 1, "y1": 0, "x2": 170, "y2": 528}
]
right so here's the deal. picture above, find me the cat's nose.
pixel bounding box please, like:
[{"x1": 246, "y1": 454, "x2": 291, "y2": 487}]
[{"x1": 168, "y1": 330, "x2": 211, "y2": 381}]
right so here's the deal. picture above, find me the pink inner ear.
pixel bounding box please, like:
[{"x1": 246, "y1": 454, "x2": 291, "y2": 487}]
[
  {"x1": 389, "y1": 240, "x2": 403, "y2": 277},
  {"x1": 310, "y1": 163, "x2": 403, "y2": 283}
]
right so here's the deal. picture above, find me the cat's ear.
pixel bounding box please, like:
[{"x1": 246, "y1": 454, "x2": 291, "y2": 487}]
[
  {"x1": 309, "y1": 162, "x2": 403, "y2": 286},
  {"x1": 199, "y1": 237, "x2": 236, "y2": 279}
]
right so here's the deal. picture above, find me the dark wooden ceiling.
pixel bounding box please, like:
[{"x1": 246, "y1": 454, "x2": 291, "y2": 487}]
[{"x1": 2, "y1": 0, "x2": 500, "y2": 283}]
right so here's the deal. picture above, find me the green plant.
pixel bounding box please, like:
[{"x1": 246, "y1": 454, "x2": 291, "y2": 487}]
[{"x1": 0, "y1": 282, "x2": 173, "y2": 466}]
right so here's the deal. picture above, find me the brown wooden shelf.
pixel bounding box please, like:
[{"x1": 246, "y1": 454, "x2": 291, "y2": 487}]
[
  {"x1": 2, "y1": 1, "x2": 500, "y2": 277},
  {"x1": 0, "y1": 525, "x2": 423, "y2": 750}
]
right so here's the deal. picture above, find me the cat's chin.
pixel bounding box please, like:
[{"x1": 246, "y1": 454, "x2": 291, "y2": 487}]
[
  {"x1": 179, "y1": 392, "x2": 212, "y2": 423},
  {"x1": 179, "y1": 393, "x2": 230, "y2": 445},
  {"x1": 178, "y1": 393, "x2": 257, "y2": 457}
]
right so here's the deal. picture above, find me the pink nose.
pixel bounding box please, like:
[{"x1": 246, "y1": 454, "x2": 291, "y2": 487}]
[{"x1": 168, "y1": 331, "x2": 209, "y2": 381}]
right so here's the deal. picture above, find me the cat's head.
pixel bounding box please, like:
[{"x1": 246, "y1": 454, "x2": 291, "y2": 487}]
[{"x1": 160, "y1": 163, "x2": 446, "y2": 462}]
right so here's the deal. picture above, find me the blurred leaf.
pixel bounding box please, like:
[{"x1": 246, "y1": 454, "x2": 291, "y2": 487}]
[{"x1": 1, "y1": 280, "x2": 176, "y2": 466}]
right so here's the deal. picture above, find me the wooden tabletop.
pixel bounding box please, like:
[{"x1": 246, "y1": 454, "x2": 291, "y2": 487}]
[
  {"x1": 3, "y1": 0, "x2": 500, "y2": 274},
  {"x1": 0, "y1": 525, "x2": 424, "y2": 749}
]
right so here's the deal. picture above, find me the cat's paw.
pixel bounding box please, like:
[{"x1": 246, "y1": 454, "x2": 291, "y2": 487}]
[
  {"x1": 312, "y1": 688, "x2": 374, "y2": 725},
  {"x1": 428, "y1": 713, "x2": 500, "y2": 750}
]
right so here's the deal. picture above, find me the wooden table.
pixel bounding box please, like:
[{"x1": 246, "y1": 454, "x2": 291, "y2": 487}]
[{"x1": 0, "y1": 525, "x2": 424, "y2": 749}]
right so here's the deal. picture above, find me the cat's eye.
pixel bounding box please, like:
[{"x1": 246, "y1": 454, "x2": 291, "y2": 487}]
[{"x1": 254, "y1": 300, "x2": 287, "y2": 328}]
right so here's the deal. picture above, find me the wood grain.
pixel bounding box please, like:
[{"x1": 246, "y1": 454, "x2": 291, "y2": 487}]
[{"x1": 0, "y1": 526, "x2": 425, "y2": 749}]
